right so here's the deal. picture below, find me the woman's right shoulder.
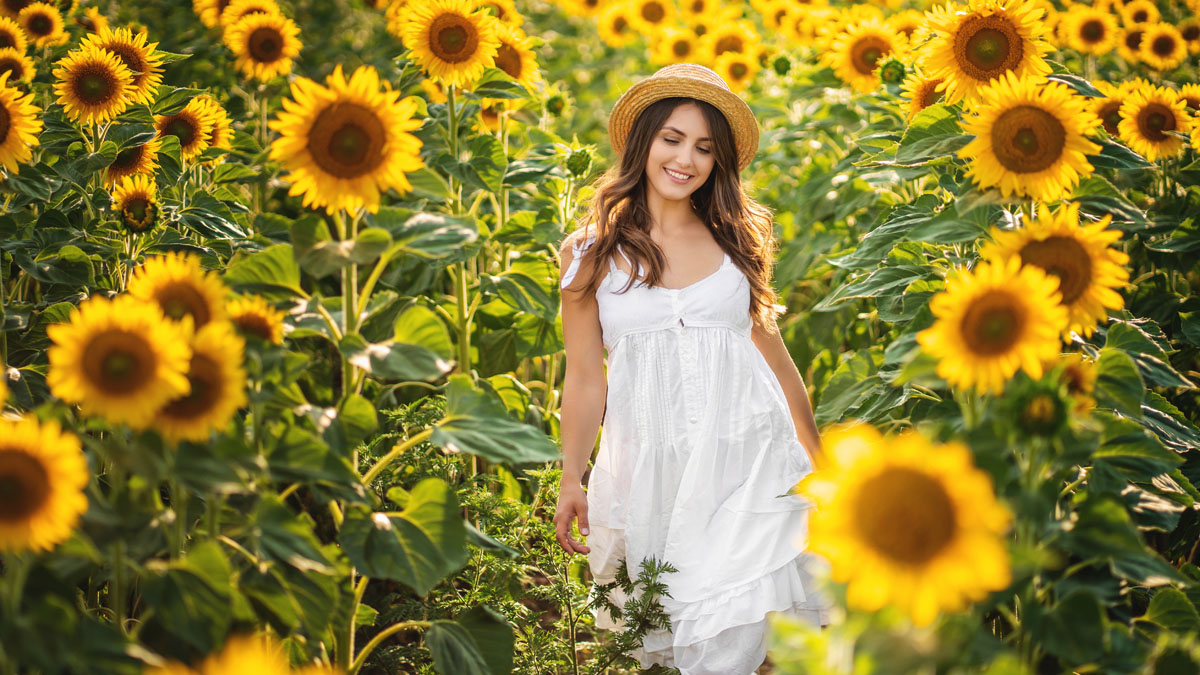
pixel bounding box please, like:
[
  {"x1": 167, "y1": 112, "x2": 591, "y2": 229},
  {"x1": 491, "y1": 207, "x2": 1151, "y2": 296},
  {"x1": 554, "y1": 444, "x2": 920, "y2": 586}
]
[{"x1": 559, "y1": 228, "x2": 602, "y2": 291}]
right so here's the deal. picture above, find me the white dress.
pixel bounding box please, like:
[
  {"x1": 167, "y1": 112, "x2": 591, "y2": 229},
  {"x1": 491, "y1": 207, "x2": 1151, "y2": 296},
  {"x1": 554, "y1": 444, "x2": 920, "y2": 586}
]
[{"x1": 560, "y1": 233, "x2": 835, "y2": 675}]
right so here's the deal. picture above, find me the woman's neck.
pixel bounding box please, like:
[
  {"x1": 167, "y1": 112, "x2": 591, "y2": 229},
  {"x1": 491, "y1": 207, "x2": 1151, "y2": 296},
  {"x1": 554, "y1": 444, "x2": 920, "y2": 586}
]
[{"x1": 645, "y1": 189, "x2": 701, "y2": 235}]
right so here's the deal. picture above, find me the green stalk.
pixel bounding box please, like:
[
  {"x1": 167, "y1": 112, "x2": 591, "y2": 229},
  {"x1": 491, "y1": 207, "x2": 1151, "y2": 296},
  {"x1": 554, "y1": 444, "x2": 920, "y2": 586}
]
[
  {"x1": 0, "y1": 250, "x2": 7, "y2": 365},
  {"x1": 170, "y1": 478, "x2": 187, "y2": 558},
  {"x1": 447, "y1": 84, "x2": 461, "y2": 214},
  {"x1": 361, "y1": 428, "x2": 433, "y2": 485},
  {"x1": 111, "y1": 539, "x2": 126, "y2": 634},
  {"x1": 347, "y1": 620, "x2": 430, "y2": 675}
]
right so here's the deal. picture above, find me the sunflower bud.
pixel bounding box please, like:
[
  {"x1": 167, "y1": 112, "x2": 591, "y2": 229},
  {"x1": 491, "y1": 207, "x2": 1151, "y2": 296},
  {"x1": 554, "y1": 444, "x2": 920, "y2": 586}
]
[
  {"x1": 877, "y1": 57, "x2": 906, "y2": 86},
  {"x1": 566, "y1": 149, "x2": 592, "y2": 179},
  {"x1": 773, "y1": 55, "x2": 791, "y2": 76},
  {"x1": 546, "y1": 94, "x2": 567, "y2": 116}
]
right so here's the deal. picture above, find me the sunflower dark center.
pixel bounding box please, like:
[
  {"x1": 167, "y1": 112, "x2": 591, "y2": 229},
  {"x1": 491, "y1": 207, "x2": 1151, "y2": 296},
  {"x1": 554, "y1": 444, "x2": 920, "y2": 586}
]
[
  {"x1": 1081, "y1": 19, "x2": 1105, "y2": 43},
  {"x1": 613, "y1": 17, "x2": 628, "y2": 33},
  {"x1": 0, "y1": 103, "x2": 9, "y2": 143},
  {"x1": 1019, "y1": 236, "x2": 1093, "y2": 304},
  {"x1": 72, "y1": 64, "x2": 120, "y2": 105},
  {"x1": 28, "y1": 13, "x2": 52, "y2": 36},
  {"x1": 1185, "y1": 96, "x2": 1200, "y2": 112},
  {"x1": 955, "y1": 15, "x2": 1023, "y2": 80},
  {"x1": 1183, "y1": 25, "x2": 1200, "y2": 41},
  {"x1": 641, "y1": 1, "x2": 665, "y2": 23},
  {"x1": 1137, "y1": 103, "x2": 1176, "y2": 141},
  {"x1": 1024, "y1": 394, "x2": 1058, "y2": 424},
  {"x1": 162, "y1": 354, "x2": 221, "y2": 419},
  {"x1": 920, "y1": 79, "x2": 945, "y2": 108},
  {"x1": 112, "y1": 144, "x2": 146, "y2": 172},
  {"x1": 0, "y1": 30, "x2": 16, "y2": 48},
  {"x1": 672, "y1": 39, "x2": 690, "y2": 57},
  {"x1": 161, "y1": 111, "x2": 201, "y2": 149},
  {"x1": 1151, "y1": 35, "x2": 1176, "y2": 57},
  {"x1": 0, "y1": 56, "x2": 25, "y2": 81},
  {"x1": 991, "y1": 104, "x2": 1066, "y2": 173},
  {"x1": 715, "y1": 34, "x2": 743, "y2": 55},
  {"x1": 1124, "y1": 30, "x2": 1143, "y2": 51},
  {"x1": 854, "y1": 468, "x2": 957, "y2": 564},
  {"x1": 307, "y1": 102, "x2": 387, "y2": 179},
  {"x1": 730, "y1": 62, "x2": 748, "y2": 78},
  {"x1": 1098, "y1": 100, "x2": 1122, "y2": 135},
  {"x1": 234, "y1": 313, "x2": 274, "y2": 342},
  {"x1": 961, "y1": 290, "x2": 1025, "y2": 355},
  {"x1": 121, "y1": 197, "x2": 156, "y2": 233},
  {"x1": 852, "y1": 36, "x2": 889, "y2": 74},
  {"x1": 429, "y1": 13, "x2": 478, "y2": 63},
  {"x1": 155, "y1": 281, "x2": 212, "y2": 326},
  {"x1": 249, "y1": 26, "x2": 283, "y2": 62},
  {"x1": 494, "y1": 43, "x2": 522, "y2": 79},
  {"x1": 1064, "y1": 364, "x2": 1090, "y2": 395},
  {"x1": 1131, "y1": 9, "x2": 1148, "y2": 22},
  {"x1": 0, "y1": 451, "x2": 50, "y2": 523},
  {"x1": 84, "y1": 330, "x2": 155, "y2": 395},
  {"x1": 105, "y1": 44, "x2": 147, "y2": 86},
  {"x1": 690, "y1": 0, "x2": 702, "y2": 11},
  {"x1": 1, "y1": 0, "x2": 30, "y2": 16}
]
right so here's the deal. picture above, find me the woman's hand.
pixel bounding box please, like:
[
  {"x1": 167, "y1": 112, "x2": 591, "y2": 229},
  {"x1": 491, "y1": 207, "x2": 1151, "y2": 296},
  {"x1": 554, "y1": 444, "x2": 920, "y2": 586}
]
[{"x1": 554, "y1": 483, "x2": 591, "y2": 555}]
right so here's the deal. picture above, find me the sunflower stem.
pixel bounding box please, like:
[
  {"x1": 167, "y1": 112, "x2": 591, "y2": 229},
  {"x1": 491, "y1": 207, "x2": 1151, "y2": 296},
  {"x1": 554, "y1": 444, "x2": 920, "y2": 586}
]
[
  {"x1": 348, "y1": 620, "x2": 430, "y2": 675},
  {"x1": 3, "y1": 552, "x2": 29, "y2": 624},
  {"x1": 0, "y1": 250, "x2": 7, "y2": 365},
  {"x1": 111, "y1": 539, "x2": 126, "y2": 635},
  {"x1": 447, "y1": 84, "x2": 462, "y2": 214},
  {"x1": 170, "y1": 478, "x2": 187, "y2": 559}
]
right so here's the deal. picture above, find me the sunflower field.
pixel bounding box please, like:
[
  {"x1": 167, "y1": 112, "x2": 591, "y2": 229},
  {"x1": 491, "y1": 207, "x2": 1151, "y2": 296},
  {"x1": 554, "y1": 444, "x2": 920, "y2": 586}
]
[{"x1": 2, "y1": 0, "x2": 1200, "y2": 672}]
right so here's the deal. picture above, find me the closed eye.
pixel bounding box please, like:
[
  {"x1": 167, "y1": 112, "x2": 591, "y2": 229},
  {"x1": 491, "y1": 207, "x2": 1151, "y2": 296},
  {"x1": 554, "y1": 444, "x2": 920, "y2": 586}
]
[{"x1": 664, "y1": 138, "x2": 711, "y2": 153}]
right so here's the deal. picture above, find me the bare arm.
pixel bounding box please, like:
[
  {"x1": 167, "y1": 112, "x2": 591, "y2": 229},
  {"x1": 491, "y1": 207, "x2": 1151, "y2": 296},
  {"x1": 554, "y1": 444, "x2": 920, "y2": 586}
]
[{"x1": 750, "y1": 317, "x2": 825, "y2": 470}]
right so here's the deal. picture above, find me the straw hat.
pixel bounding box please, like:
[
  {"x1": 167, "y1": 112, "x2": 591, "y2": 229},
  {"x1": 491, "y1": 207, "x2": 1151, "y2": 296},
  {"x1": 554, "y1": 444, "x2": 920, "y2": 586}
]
[{"x1": 607, "y1": 63, "x2": 760, "y2": 171}]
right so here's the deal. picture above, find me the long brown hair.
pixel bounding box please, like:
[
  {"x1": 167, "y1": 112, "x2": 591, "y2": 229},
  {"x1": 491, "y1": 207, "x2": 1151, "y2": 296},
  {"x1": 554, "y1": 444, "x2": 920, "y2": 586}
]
[{"x1": 562, "y1": 96, "x2": 783, "y2": 334}]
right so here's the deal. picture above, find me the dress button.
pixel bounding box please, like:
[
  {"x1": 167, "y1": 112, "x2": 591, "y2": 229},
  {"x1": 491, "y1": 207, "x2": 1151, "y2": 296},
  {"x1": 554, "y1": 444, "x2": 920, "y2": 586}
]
[{"x1": 689, "y1": 417, "x2": 698, "y2": 424}]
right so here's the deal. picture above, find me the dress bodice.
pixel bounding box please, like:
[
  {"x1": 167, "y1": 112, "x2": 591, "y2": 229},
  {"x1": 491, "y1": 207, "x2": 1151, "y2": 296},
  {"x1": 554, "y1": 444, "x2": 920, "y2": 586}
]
[{"x1": 560, "y1": 233, "x2": 753, "y2": 352}]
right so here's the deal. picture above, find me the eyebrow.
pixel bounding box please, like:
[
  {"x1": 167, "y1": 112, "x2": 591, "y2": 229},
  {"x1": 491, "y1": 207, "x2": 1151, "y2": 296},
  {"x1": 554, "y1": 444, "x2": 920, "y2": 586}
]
[{"x1": 662, "y1": 126, "x2": 710, "y2": 141}]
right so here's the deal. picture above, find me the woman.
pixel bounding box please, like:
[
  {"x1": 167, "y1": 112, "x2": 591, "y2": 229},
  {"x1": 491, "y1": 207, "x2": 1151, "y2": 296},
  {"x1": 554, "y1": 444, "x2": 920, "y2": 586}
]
[{"x1": 554, "y1": 63, "x2": 834, "y2": 675}]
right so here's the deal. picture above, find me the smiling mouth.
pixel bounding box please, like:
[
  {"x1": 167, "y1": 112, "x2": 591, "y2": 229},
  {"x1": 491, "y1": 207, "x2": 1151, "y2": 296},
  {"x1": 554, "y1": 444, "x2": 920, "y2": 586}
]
[{"x1": 664, "y1": 167, "x2": 693, "y2": 181}]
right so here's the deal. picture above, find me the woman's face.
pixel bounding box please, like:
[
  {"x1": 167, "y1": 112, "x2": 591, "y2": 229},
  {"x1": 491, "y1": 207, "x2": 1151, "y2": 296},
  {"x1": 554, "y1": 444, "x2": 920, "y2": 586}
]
[{"x1": 643, "y1": 102, "x2": 715, "y2": 204}]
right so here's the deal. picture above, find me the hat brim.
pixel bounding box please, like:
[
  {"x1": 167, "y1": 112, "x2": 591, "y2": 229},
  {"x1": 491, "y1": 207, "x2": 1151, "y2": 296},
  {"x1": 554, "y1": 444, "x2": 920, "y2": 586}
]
[{"x1": 608, "y1": 75, "x2": 760, "y2": 172}]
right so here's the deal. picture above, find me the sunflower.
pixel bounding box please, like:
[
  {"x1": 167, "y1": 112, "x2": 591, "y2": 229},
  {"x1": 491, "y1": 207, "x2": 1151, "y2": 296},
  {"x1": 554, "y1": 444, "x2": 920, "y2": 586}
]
[
  {"x1": 193, "y1": 94, "x2": 232, "y2": 164},
  {"x1": 627, "y1": 0, "x2": 674, "y2": 35},
  {"x1": 78, "y1": 27, "x2": 164, "y2": 107},
  {"x1": 1139, "y1": 23, "x2": 1186, "y2": 71},
  {"x1": 47, "y1": 294, "x2": 192, "y2": 428},
  {"x1": 0, "y1": 70, "x2": 40, "y2": 173},
  {"x1": 1091, "y1": 79, "x2": 1129, "y2": 136},
  {"x1": 917, "y1": 255, "x2": 1068, "y2": 394},
  {"x1": 1059, "y1": 4, "x2": 1118, "y2": 54},
  {"x1": 477, "y1": 0, "x2": 523, "y2": 27},
  {"x1": 1181, "y1": 18, "x2": 1200, "y2": 54},
  {"x1": 714, "y1": 50, "x2": 760, "y2": 92},
  {"x1": 0, "y1": 416, "x2": 89, "y2": 554},
  {"x1": 52, "y1": 45, "x2": 134, "y2": 125},
  {"x1": 699, "y1": 18, "x2": 759, "y2": 60},
  {"x1": 788, "y1": 6, "x2": 836, "y2": 48},
  {"x1": 596, "y1": 1, "x2": 638, "y2": 49},
  {"x1": 900, "y1": 68, "x2": 946, "y2": 121},
  {"x1": 1119, "y1": 0, "x2": 1157, "y2": 25},
  {"x1": 154, "y1": 321, "x2": 247, "y2": 444},
  {"x1": 198, "y1": 634, "x2": 291, "y2": 675},
  {"x1": 128, "y1": 251, "x2": 228, "y2": 329},
  {"x1": 1118, "y1": 84, "x2": 1192, "y2": 161},
  {"x1": 104, "y1": 137, "x2": 160, "y2": 188},
  {"x1": 823, "y1": 17, "x2": 906, "y2": 94},
  {"x1": 268, "y1": 64, "x2": 426, "y2": 215},
  {"x1": 0, "y1": 46, "x2": 32, "y2": 83},
  {"x1": 110, "y1": 173, "x2": 158, "y2": 233},
  {"x1": 0, "y1": 16, "x2": 27, "y2": 52},
  {"x1": 959, "y1": 72, "x2": 1101, "y2": 202},
  {"x1": 491, "y1": 21, "x2": 540, "y2": 93},
  {"x1": 921, "y1": 0, "x2": 1053, "y2": 106},
  {"x1": 652, "y1": 26, "x2": 700, "y2": 65},
  {"x1": 402, "y1": 0, "x2": 500, "y2": 89},
  {"x1": 795, "y1": 422, "x2": 1013, "y2": 627},
  {"x1": 193, "y1": 0, "x2": 233, "y2": 28},
  {"x1": 1027, "y1": 0, "x2": 1060, "y2": 46},
  {"x1": 475, "y1": 96, "x2": 503, "y2": 132},
  {"x1": 218, "y1": 0, "x2": 279, "y2": 28},
  {"x1": 887, "y1": 8, "x2": 926, "y2": 41},
  {"x1": 761, "y1": 0, "x2": 794, "y2": 31},
  {"x1": 74, "y1": 5, "x2": 106, "y2": 33},
  {"x1": 56, "y1": 0, "x2": 75, "y2": 14},
  {"x1": 223, "y1": 10, "x2": 301, "y2": 82},
  {"x1": 1055, "y1": 351, "x2": 1098, "y2": 414},
  {"x1": 384, "y1": 0, "x2": 410, "y2": 39},
  {"x1": 1179, "y1": 83, "x2": 1200, "y2": 114},
  {"x1": 154, "y1": 95, "x2": 218, "y2": 161},
  {"x1": 419, "y1": 76, "x2": 447, "y2": 103},
  {"x1": 1117, "y1": 23, "x2": 1145, "y2": 63},
  {"x1": 679, "y1": 0, "x2": 722, "y2": 21},
  {"x1": 0, "y1": 0, "x2": 29, "y2": 19},
  {"x1": 559, "y1": 0, "x2": 602, "y2": 19},
  {"x1": 17, "y1": 2, "x2": 65, "y2": 47},
  {"x1": 226, "y1": 295, "x2": 285, "y2": 344},
  {"x1": 980, "y1": 202, "x2": 1128, "y2": 339}
]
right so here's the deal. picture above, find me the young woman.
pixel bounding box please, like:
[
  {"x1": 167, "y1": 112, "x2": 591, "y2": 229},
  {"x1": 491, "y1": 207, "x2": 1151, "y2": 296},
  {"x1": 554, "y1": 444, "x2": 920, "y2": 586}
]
[{"x1": 554, "y1": 64, "x2": 834, "y2": 675}]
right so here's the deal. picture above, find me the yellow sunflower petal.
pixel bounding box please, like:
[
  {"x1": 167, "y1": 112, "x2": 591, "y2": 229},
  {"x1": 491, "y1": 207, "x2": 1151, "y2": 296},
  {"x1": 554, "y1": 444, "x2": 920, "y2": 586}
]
[
  {"x1": 127, "y1": 251, "x2": 229, "y2": 329},
  {"x1": 401, "y1": 0, "x2": 501, "y2": 89},
  {"x1": 155, "y1": 320, "x2": 248, "y2": 444},
  {"x1": 0, "y1": 416, "x2": 89, "y2": 554}
]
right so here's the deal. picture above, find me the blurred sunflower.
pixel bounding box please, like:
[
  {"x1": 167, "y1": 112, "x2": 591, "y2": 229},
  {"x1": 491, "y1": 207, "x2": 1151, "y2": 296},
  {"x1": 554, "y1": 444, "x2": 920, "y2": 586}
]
[
  {"x1": 0, "y1": 70, "x2": 39, "y2": 173},
  {"x1": 492, "y1": 21, "x2": 540, "y2": 94},
  {"x1": 886, "y1": 8, "x2": 926, "y2": 41},
  {"x1": 154, "y1": 96, "x2": 218, "y2": 161},
  {"x1": 224, "y1": 10, "x2": 301, "y2": 81},
  {"x1": 419, "y1": 76, "x2": 447, "y2": 103},
  {"x1": 52, "y1": 45, "x2": 134, "y2": 125},
  {"x1": 402, "y1": 0, "x2": 500, "y2": 89},
  {"x1": 980, "y1": 202, "x2": 1128, "y2": 339},
  {"x1": 761, "y1": 0, "x2": 794, "y2": 32},
  {"x1": 476, "y1": 97, "x2": 504, "y2": 132},
  {"x1": 79, "y1": 27, "x2": 164, "y2": 107},
  {"x1": 1139, "y1": 23, "x2": 1186, "y2": 70},
  {"x1": 17, "y1": 2, "x2": 66, "y2": 47},
  {"x1": 823, "y1": 17, "x2": 905, "y2": 94},
  {"x1": 1056, "y1": 351, "x2": 1098, "y2": 414},
  {"x1": 110, "y1": 173, "x2": 158, "y2": 233},
  {"x1": 56, "y1": 0, "x2": 75, "y2": 14},
  {"x1": 795, "y1": 422, "x2": 1013, "y2": 627},
  {"x1": 193, "y1": 95, "x2": 232, "y2": 164},
  {"x1": 1181, "y1": 18, "x2": 1200, "y2": 54},
  {"x1": 384, "y1": 0, "x2": 410, "y2": 39},
  {"x1": 627, "y1": 0, "x2": 674, "y2": 35},
  {"x1": 477, "y1": 0, "x2": 523, "y2": 27},
  {"x1": 1059, "y1": 4, "x2": 1118, "y2": 54},
  {"x1": 1179, "y1": 83, "x2": 1200, "y2": 114},
  {"x1": 560, "y1": 0, "x2": 603, "y2": 19},
  {"x1": 155, "y1": 321, "x2": 247, "y2": 444},
  {"x1": 269, "y1": 64, "x2": 425, "y2": 214},
  {"x1": 788, "y1": 6, "x2": 836, "y2": 48},
  {"x1": 959, "y1": 72, "x2": 1101, "y2": 202},
  {"x1": 714, "y1": 50, "x2": 760, "y2": 92},
  {"x1": 1091, "y1": 79, "x2": 1128, "y2": 136},
  {"x1": 1118, "y1": 84, "x2": 1192, "y2": 161},
  {"x1": 227, "y1": 295, "x2": 286, "y2": 344},
  {"x1": 652, "y1": 26, "x2": 699, "y2": 65},
  {"x1": 900, "y1": 68, "x2": 945, "y2": 121},
  {"x1": 198, "y1": 634, "x2": 291, "y2": 675},
  {"x1": 819, "y1": 3, "x2": 884, "y2": 44},
  {"x1": 1116, "y1": 23, "x2": 1145, "y2": 63},
  {"x1": 0, "y1": 416, "x2": 89, "y2": 554},
  {"x1": 917, "y1": 255, "x2": 1068, "y2": 394},
  {"x1": 700, "y1": 18, "x2": 759, "y2": 59},
  {"x1": 129, "y1": 251, "x2": 228, "y2": 328},
  {"x1": 1119, "y1": 0, "x2": 1157, "y2": 25},
  {"x1": 921, "y1": 0, "x2": 1053, "y2": 106},
  {"x1": 0, "y1": 45, "x2": 32, "y2": 83},
  {"x1": 0, "y1": 15, "x2": 28, "y2": 52},
  {"x1": 679, "y1": 0, "x2": 720, "y2": 21},
  {"x1": 47, "y1": 294, "x2": 192, "y2": 429},
  {"x1": 104, "y1": 136, "x2": 160, "y2": 186},
  {"x1": 596, "y1": 1, "x2": 638, "y2": 49},
  {"x1": 0, "y1": 0, "x2": 29, "y2": 20},
  {"x1": 1026, "y1": 0, "x2": 1060, "y2": 47},
  {"x1": 193, "y1": 0, "x2": 230, "y2": 28},
  {"x1": 218, "y1": 0, "x2": 279, "y2": 28},
  {"x1": 74, "y1": 5, "x2": 107, "y2": 33}
]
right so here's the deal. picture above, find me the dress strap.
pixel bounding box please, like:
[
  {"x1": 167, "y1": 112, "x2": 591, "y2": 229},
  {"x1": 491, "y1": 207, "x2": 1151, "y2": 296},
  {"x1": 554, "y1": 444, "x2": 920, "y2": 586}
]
[{"x1": 560, "y1": 232, "x2": 597, "y2": 290}]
